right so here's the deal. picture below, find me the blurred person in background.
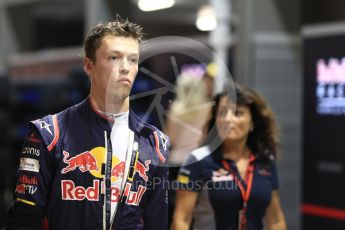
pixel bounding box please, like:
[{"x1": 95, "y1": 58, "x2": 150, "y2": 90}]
[
  {"x1": 202, "y1": 62, "x2": 216, "y2": 101},
  {"x1": 171, "y1": 84, "x2": 286, "y2": 230},
  {"x1": 167, "y1": 63, "x2": 214, "y2": 167},
  {"x1": 166, "y1": 63, "x2": 214, "y2": 225},
  {"x1": 6, "y1": 16, "x2": 169, "y2": 230}
]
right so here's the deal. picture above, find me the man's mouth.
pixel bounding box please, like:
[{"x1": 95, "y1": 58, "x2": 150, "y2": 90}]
[{"x1": 117, "y1": 78, "x2": 131, "y2": 85}]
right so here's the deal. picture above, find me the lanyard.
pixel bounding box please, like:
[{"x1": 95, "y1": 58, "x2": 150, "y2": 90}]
[{"x1": 221, "y1": 154, "x2": 255, "y2": 230}]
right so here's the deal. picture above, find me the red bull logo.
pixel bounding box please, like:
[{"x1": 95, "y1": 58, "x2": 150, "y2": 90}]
[
  {"x1": 15, "y1": 183, "x2": 37, "y2": 195},
  {"x1": 15, "y1": 184, "x2": 26, "y2": 194},
  {"x1": 109, "y1": 159, "x2": 151, "y2": 182},
  {"x1": 61, "y1": 151, "x2": 98, "y2": 174},
  {"x1": 134, "y1": 160, "x2": 151, "y2": 182},
  {"x1": 111, "y1": 161, "x2": 125, "y2": 178},
  {"x1": 110, "y1": 159, "x2": 151, "y2": 182},
  {"x1": 62, "y1": 147, "x2": 129, "y2": 183},
  {"x1": 59, "y1": 147, "x2": 149, "y2": 205},
  {"x1": 61, "y1": 179, "x2": 146, "y2": 205}
]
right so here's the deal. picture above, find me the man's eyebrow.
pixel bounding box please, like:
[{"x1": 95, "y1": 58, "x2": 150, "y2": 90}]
[{"x1": 108, "y1": 50, "x2": 139, "y2": 56}]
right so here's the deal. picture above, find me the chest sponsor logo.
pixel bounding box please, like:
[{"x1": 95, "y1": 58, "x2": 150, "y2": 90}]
[
  {"x1": 212, "y1": 169, "x2": 234, "y2": 182},
  {"x1": 61, "y1": 179, "x2": 146, "y2": 206},
  {"x1": 15, "y1": 184, "x2": 37, "y2": 195},
  {"x1": 19, "y1": 158, "x2": 40, "y2": 172},
  {"x1": 133, "y1": 160, "x2": 151, "y2": 182},
  {"x1": 258, "y1": 168, "x2": 271, "y2": 176},
  {"x1": 61, "y1": 151, "x2": 98, "y2": 174},
  {"x1": 111, "y1": 161, "x2": 125, "y2": 178},
  {"x1": 22, "y1": 147, "x2": 40, "y2": 157},
  {"x1": 108, "y1": 159, "x2": 151, "y2": 182},
  {"x1": 62, "y1": 147, "x2": 151, "y2": 183}
]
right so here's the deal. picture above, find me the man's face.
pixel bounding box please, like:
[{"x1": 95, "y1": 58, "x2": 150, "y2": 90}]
[{"x1": 85, "y1": 35, "x2": 139, "y2": 100}]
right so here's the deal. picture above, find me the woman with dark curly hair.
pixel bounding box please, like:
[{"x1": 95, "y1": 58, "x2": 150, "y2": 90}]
[{"x1": 171, "y1": 85, "x2": 286, "y2": 230}]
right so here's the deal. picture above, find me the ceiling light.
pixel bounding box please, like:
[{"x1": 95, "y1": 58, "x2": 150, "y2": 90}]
[
  {"x1": 196, "y1": 5, "x2": 217, "y2": 31},
  {"x1": 138, "y1": 0, "x2": 175, "y2": 12}
]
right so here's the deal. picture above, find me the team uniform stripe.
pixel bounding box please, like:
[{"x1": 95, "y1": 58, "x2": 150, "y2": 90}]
[
  {"x1": 17, "y1": 198, "x2": 35, "y2": 206},
  {"x1": 47, "y1": 115, "x2": 59, "y2": 151},
  {"x1": 153, "y1": 131, "x2": 166, "y2": 163}
]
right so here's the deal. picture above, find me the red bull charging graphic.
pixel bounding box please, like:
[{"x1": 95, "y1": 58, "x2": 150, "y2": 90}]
[
  {"x1": 60, "y1": 147, "x2": 150, "y2": 205},
  {"x1": 61, "y1": 151, "x2": 98, "y2": 174},
  {"x1": 133, "y1": 160, "x2": 151, "y2": 182}
]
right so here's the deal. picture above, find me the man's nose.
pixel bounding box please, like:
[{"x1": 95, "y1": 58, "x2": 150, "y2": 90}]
[{"x1": 120, "y1": 58, "x2": 130, "y2": 74}]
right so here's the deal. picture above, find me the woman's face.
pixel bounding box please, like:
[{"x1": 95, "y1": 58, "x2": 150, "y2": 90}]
[{"x1": 216, "y1": 96, "x2": 253, "y2": 143}]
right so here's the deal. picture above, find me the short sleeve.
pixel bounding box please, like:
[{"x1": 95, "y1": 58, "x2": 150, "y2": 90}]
[
  {"x1": 270, "y1": 160, "x2": 279, "y2": 190},
  {"x1": 176, "y1": 154, "x2": 204, "y2": 192}
]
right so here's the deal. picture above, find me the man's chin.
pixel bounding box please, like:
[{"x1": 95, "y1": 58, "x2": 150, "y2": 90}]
[{"x1": 105, "y1": 92, "x2": 130, "y2": 101}]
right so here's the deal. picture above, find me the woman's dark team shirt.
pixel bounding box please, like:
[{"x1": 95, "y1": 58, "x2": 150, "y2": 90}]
[{"x1": 176, "y1": 146, "x2": 279, "y2": 230}]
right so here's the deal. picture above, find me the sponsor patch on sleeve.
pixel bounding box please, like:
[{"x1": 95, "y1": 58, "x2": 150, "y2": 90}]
[
  {"x1": 22, "y1": 147, "x2": 41, "y2": 157},
  {"x1": 19, "y1": 158, "x2": 40, "y2": 172},
  {"x1": 15, "y1": 183, "x2": 38, "y2": 195},
  {"x1": 177, "y1": 175, "x2": 189, "y2": 184}
]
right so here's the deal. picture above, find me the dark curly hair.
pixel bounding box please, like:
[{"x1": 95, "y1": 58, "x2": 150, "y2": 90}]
[
  {"x1": 83, "y1": 15, "x2": 144, "y2": 63},
  {"x1": 201, "y1": 84, "x2": 279, "y2": 161}
]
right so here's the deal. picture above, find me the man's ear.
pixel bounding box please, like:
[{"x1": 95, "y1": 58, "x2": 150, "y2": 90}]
[{"x1": 84, "y1": 57, "x2": 93, "y2": 76}]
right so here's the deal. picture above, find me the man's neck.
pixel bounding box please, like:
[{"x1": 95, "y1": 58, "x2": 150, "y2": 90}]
[{"x1": 89, "y1": 91, "x2": 129, "y2": 114}]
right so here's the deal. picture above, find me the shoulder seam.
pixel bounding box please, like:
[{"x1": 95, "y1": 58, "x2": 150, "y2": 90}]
[
  {"x1": 152, "y1": 131, "x2": 167, "y2": 163},
  {"x1": 47, "y1": 114, "x2": 60, "y2": 151}
]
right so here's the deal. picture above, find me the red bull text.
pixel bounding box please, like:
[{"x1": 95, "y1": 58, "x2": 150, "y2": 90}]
[{"x1": 61, "y1": 180, "x2": 146, "y2": 206}]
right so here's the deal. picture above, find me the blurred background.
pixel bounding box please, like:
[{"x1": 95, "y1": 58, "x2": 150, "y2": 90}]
[{"x1": 1, "y1": 0, "x2": 345, "y2": 229}]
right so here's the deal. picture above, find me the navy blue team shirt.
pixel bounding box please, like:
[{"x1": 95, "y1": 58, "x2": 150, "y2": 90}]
[{"x1": 176, "y1": 146, "x2": 279, "y2": 230}]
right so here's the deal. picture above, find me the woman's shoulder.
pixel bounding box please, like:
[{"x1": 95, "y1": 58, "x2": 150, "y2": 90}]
[
  {"x1": 182, "y1": 145, "x2": 217, "y2": 167},
  {"x1": 254, "y1": 154, "x2": 277, "y2": 169}
]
